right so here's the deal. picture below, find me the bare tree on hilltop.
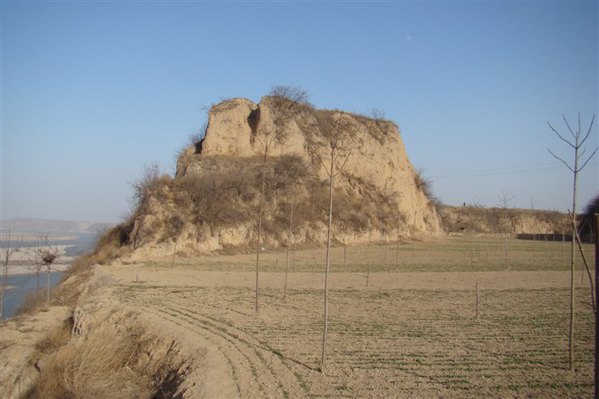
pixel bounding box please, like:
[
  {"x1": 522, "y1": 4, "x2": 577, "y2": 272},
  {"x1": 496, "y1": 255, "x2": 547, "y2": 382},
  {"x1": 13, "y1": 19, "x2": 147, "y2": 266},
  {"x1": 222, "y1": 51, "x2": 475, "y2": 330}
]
[
  {"x1": 131, "y1": 161, "x2": 161, "y2": 210},
  {"x1": 252, "y1": 86, "x2": 310, "y2": 314},
  {"x1": 308, "y1": 110, "x2": 356, "y2": 372},
  {"x1": 547, "y1": 113, "x2": 597, "y2": 371}
]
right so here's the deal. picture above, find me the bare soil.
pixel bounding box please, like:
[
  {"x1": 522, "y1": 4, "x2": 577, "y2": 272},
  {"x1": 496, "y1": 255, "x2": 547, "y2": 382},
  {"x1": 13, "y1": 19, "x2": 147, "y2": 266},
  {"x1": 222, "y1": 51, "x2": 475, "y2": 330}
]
[{"x1": 95, "y1": 237, "x2": 595, "y2": 398}]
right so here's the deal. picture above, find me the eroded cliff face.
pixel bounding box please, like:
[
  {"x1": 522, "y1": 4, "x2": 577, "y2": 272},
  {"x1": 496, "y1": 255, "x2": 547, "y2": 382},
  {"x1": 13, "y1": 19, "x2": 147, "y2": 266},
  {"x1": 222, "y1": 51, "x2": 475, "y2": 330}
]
[{"x1": 129, "y1": 97, "x2": 442, "y2": 258}]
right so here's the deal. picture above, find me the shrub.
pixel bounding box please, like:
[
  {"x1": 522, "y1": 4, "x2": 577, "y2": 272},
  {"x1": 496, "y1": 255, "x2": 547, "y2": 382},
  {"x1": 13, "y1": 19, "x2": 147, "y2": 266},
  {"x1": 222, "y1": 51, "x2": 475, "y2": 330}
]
[
  {"x1": 413, "y1": 169, "x2": 441, "y2": 209},
  {"x1": 130, "y1": 162, "x2": 161, "y2": 209}
]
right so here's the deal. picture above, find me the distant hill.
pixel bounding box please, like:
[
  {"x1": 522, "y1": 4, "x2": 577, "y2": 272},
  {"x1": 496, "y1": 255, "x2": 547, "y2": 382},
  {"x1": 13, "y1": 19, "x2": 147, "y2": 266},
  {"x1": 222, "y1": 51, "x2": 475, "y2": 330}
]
[
  {"x1": 1, "y1": 218, "x2": 113, "y2": 235},
  {"x1": 438, "y1": 205, "x2": 569, "y2": 235}
]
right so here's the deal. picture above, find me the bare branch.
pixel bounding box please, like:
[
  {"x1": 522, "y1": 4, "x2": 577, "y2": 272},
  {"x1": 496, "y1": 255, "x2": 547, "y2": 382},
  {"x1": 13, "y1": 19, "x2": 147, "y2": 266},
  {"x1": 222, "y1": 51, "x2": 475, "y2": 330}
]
[
  {"x1": 562, "y1": 114, "x2": 577, "y2": 140},
  {"x1": 269, "y1": 85, "x2": 310, "y2": 107},
  {"x1": 548, "y1": 122, "x2": 576, "y2": 149},
  {"x1": 497, "y1": 190, "x2": 515, "y2": 206},
  {"x1": 548, "y1": 148, "x2": 575, "y2": 173},
  {"x1": 313, "y1": 151, "x2": 332, "y2": 178},
  {"x1": 332, "y1": 150, "x2": 353, "y2": 178},
  {"x1": 577, "y1": 147, "x2": 599, "y2": 172},
  {"x1": 579, "y1": 114, "x2": 596, "y2": 148}
]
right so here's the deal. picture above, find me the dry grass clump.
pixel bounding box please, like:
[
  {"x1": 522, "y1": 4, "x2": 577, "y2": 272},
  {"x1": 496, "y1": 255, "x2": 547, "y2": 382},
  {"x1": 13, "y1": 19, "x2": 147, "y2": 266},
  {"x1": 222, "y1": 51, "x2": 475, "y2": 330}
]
[
  {"x1": 177, "y1": 158, "x2": 260, "y2": 228},
  {"x1": 28, "y1": 323, "x2": 184, "y2": 399},
  {"x1": 413, "y1": 168, "x2": 441, "y2": 209},
  {"x1": 87, "y1": 222, "x2": 134, "y2": 264}
]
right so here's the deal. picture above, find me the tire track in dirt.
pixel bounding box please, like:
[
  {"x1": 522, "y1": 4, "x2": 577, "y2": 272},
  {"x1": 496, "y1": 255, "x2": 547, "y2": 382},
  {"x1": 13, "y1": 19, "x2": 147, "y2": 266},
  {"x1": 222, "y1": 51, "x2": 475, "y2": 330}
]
[
  {"x1": 123, "y1": 289, "x2": 269, "y2": 397},
  {"x1": 141, "y1": 306, "x2": 245, "y2": 397},
  {"x1": 161, "y1": 306, "x2": 276, "y2": 397},
  {"x1": 137, "y1": 294, "x2": 267, "y2": 398},
  {"x1": 165, "y1": 304, "x2": 309, "y2": 398},
  {"x1": 131, "y1": 284, "x2": 309, "y2": 398}
]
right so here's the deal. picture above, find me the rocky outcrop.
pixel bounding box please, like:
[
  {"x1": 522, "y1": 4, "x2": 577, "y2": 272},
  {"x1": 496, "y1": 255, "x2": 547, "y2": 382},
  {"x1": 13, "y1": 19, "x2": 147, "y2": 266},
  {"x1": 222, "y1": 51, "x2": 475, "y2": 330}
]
[{"x1": 128, "y1": 96, "x2": 442, "y2": 258}]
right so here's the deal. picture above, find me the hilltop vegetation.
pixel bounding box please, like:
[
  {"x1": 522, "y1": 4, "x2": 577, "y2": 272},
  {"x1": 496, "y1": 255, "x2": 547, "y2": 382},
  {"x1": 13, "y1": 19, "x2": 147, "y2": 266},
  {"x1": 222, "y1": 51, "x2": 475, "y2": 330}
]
[{"x1": 438, "y1": 205, "x2": 570, "y2": 235}]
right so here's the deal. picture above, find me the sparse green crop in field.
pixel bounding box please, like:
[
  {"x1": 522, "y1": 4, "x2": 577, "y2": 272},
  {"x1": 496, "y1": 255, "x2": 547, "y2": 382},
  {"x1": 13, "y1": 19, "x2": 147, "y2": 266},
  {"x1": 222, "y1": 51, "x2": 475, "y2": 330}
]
[{"x1": 115, "y1": 236, "x2": 595, "y2": 398}]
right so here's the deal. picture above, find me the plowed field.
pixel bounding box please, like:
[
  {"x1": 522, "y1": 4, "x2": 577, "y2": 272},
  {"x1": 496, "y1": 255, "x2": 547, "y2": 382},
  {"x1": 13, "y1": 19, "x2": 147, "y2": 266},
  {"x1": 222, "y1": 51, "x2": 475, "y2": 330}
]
[{"x1": 102, "y1": 237, "x2": 595, "y2": 398}]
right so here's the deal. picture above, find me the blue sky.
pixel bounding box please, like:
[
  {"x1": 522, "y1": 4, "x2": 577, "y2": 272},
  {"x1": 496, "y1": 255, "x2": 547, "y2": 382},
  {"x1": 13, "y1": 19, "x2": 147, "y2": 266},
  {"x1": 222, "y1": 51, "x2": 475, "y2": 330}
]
[{"x1": 1, "y1": 1, "x2": 597, "y2": 223}]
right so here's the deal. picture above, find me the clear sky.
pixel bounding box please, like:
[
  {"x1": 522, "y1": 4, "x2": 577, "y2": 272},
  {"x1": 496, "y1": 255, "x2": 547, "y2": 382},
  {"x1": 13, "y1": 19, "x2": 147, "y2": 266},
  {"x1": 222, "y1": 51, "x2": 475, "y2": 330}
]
[{"x1": 1, "y1": 1, "x2": 597, "y2": 223}]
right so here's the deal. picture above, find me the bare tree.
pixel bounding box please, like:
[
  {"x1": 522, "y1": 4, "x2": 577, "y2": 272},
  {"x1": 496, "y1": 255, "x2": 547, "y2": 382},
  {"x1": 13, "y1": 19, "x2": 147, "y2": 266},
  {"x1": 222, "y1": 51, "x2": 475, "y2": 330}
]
[
  {"x1": 35, "y1": 235, "x2": 60, "y2": 304},
  {"x1": 253, "y1": 86, "x2": 309, "y2": 313},
  {"x1": 272, "y1": 155, "x2": 310, "y2": 300},
  {"x1": 309, "y1": 110, "x2": 355, "y2": 372},
  {"x1": 547, "y1": 113, "x2": 597, "y2": 371},
  {"x1": 1, "y1": 230, "x2": 21, "y2": 320},
  {"x1": 283, "y1": 181, "x2": 305, "y2": 300},
  {"x1": 497, "y1": 190, "x2": 515, "y2": 270},
  {"x1": 130, "y1": 161, "x2": 161, "y2": 210}
]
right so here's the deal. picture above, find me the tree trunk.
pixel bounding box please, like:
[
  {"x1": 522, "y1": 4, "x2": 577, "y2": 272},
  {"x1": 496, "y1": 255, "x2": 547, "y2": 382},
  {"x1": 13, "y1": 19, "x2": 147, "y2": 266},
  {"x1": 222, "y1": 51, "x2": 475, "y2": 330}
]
[
  {"x1": 46, "y1": 265, "x2": 51, "y2": 304},
  {"x1": 321, "y1": 150, "x2": 335, "y2": 372},
  {"x1": 284, "y1": 202, "x2": 294, "y2": 300},
  {"x1": 255, "y1": 157, "x2": 267, "y2": 314},
  {"x1": 569, "y1": 139, "x2": 579, "y2": 371}
]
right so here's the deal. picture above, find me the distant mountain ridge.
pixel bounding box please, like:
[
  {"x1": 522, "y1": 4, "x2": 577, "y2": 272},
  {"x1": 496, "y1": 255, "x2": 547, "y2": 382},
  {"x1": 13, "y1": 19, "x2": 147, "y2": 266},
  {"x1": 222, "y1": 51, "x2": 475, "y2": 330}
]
[{"x1": 1, "y1": 218, "x2": 113, "y2": 234}]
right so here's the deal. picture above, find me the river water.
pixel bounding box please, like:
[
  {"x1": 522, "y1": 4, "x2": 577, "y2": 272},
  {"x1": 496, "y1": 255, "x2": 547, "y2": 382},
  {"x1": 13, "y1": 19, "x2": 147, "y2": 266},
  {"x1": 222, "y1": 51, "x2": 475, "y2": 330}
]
[{"x1": 1, "y1": 272, "x2": 64, "y2": 319}]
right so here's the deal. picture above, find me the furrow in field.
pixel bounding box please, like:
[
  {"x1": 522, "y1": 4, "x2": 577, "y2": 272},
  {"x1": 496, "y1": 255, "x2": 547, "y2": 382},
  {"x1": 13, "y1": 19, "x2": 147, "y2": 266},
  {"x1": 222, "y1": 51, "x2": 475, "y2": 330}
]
[
  {"x1": 138, "y1": 305, "x2": 244, "y2": 397},
  {"x1": 165, "y1": 304, "x2": 310, "y2": 398}
]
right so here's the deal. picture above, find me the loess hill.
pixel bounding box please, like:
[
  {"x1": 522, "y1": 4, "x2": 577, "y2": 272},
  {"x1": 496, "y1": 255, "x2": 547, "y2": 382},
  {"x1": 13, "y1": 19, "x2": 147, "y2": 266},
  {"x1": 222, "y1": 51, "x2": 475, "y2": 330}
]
[{"x1": 112, "y1": 96, "x2": 442, "y2": 260}]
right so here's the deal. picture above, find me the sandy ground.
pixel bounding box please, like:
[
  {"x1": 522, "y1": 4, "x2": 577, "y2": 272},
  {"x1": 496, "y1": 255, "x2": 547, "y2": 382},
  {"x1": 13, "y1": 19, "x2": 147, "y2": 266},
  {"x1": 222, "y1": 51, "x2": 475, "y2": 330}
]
[{"x1": 0, "y1": 306, "x2": 71, "y2": 399}]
